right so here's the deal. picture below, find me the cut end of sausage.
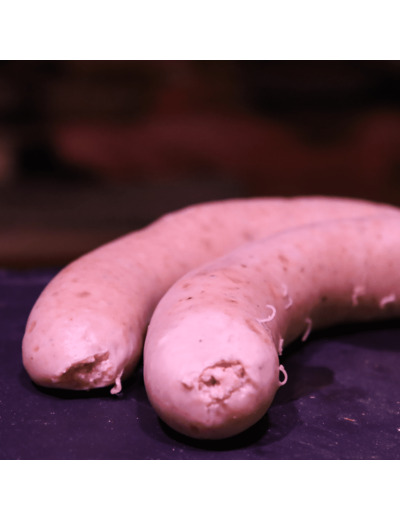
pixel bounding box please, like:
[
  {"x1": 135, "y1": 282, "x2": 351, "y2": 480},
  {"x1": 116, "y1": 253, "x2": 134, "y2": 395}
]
[
  {"x1": 144, "y1": 309, "x2": 281, "y2": 439},
  {"x1": 50, "y1": 352, "x2": 115, "y2": 391},
  {"x1": 183, "y1": 360, "x2": 250, "y2": 405}
]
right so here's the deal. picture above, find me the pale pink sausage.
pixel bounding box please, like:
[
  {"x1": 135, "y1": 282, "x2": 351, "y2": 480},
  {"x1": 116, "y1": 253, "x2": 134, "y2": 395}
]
[
  {"x1": 144, "y1": 214, "x2": 400, "y2": 439},
  {"x1": 22, "y1": 196, "x2": 400, "y2": 392}
]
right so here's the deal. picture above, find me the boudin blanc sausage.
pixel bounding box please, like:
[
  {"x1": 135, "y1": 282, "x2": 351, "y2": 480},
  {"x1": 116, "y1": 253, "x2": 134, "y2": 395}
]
[
  {"x1": 22, "y1": 197, "x2": 399, "y2": 393},
  {"x1": 144, "y1": 215, "x2": 400, "y2": 439}
]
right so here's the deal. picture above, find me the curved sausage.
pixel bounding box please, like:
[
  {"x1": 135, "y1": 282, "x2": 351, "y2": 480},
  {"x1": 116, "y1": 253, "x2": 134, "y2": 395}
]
[
  {"x1": 144, "y1": 214, "x2": 400, "y2": 439},
  {"x1": 22, "y1": 196, "x2": 399, "y2": 392}
]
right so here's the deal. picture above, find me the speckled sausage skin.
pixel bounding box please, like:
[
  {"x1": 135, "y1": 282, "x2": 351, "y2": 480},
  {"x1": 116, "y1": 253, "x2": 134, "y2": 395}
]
[
  {"x1": 144, "y1": 215, "x2": 400, "y2": 439},
  {"x1": 22, "y1": 197, "x2": 399, "y2": 392}
]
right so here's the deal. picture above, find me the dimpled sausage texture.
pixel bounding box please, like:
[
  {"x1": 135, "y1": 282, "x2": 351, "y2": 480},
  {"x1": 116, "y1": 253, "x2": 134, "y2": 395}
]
[
  {"x1": 22, "y1": 197, "x2": 399, "y2": 392},
  {"x1": 144, "y1": 215, "x2": 400, "y2": 439}
]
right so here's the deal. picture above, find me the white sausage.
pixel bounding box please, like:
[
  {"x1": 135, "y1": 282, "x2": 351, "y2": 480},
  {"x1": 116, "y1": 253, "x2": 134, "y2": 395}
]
[
  {"x1": 143, "y1": 214, "x2": 400, "y2": 439},
  {"x1": 22, "y1": 197, "x2": 399, "y2": 392}
]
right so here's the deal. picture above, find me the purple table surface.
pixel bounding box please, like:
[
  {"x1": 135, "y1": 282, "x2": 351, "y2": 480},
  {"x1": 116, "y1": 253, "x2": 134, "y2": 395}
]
[{"x1": 1, "y1": 268, "x2": 399, "y2": 460}]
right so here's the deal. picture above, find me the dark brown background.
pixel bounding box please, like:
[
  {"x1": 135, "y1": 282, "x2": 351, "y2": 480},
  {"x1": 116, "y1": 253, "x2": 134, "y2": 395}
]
[{"x1": 1, "y1": 60, "x2": 400, "y2": 266}]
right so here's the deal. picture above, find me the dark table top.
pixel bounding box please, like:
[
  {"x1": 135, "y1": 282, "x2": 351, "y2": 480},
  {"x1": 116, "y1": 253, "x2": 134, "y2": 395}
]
[{"x1": 1, "y1": 268, "x2": 399, "y2": 460}]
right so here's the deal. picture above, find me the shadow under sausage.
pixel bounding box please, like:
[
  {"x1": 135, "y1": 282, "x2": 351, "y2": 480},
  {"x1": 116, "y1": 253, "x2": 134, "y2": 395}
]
[
  {"x1": 304, "y1": 318, "x2": 400, "y2": 352},
  {"x1": 156, "y1": 413, "x2": 274, "y2": 452},
  {"x1": 271, "y1": 316, "x2": 400, "y2": 406},
  {"x1": 273, "y1": 362, "x2": 335, "y2": 405},
  {"x1": 151, "y1": 395, "x2": 305, "y2": 454}
]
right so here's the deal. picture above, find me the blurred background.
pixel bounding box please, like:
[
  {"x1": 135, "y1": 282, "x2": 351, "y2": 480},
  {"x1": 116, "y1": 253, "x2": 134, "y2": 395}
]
[{"x1": 1, "y1": 60, "x2": 400, "y2": 267}]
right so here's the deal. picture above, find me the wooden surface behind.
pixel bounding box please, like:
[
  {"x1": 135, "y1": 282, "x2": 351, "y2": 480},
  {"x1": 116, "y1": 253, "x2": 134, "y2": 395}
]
[{"x1": 0, "y1": 177, "x2": 244, "y2": 268}]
